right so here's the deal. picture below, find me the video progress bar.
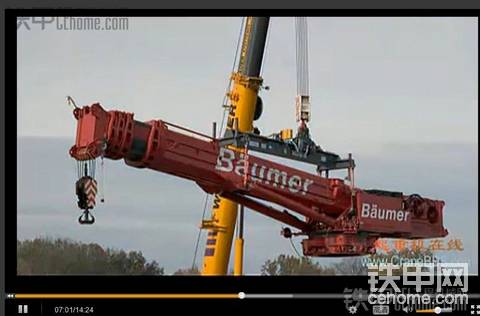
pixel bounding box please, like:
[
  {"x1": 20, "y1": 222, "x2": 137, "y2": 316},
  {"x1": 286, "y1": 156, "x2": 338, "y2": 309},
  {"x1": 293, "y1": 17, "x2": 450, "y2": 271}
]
[
  {"x1": 12, "y1": 293, "x2": 480, "y2": 299},
  {"x1": 10, "y1": 293, "x2": 344, "y2": 299},
  {"x1": 13, "y1": 294, "x2": 238, "y2": 299}
]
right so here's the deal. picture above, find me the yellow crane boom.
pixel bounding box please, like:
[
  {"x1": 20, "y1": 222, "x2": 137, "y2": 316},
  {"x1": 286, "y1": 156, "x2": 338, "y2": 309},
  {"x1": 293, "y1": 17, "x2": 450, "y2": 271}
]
[{"x1": 201, "y1": 17, "x2": 270, "y2": 275}]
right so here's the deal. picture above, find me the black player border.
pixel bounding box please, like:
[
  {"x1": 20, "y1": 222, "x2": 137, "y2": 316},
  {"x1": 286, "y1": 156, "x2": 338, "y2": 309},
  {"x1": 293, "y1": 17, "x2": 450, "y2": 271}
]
[{"x1": 4, "y1": 8, "x2": 480, "y2": 302}]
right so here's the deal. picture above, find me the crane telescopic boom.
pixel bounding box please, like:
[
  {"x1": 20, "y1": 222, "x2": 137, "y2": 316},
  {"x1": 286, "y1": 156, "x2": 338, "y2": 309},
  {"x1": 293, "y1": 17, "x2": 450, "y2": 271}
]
[{"x1": 70, "y1": 103, "x2": 448, "y2": 258}]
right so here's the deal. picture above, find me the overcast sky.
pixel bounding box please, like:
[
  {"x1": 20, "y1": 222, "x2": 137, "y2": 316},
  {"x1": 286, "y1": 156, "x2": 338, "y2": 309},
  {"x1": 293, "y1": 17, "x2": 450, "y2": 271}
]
[
  {"x1": 17, "y1": 17, "x2": 478, "y2": 274},
  {"x1": 18, "y1": 17, "x2": 477, "y2": 147}
]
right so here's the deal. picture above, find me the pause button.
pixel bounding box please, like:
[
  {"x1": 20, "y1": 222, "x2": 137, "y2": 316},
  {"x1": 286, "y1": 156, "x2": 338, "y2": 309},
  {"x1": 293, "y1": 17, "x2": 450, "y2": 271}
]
[{"x1": 18, "y1": 304, "x2": 28, "y2": 314}]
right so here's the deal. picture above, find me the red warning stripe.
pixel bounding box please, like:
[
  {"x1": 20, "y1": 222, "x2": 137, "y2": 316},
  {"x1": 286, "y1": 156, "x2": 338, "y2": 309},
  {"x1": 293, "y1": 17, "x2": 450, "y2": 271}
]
[
  {"x1": 85, "y1": 179, "x2": 97, "y2": 191},
  {"x1": 85, "y1": 187, "x2": 97, "y2": 195},
  {"x1": 85, "y1": 179, "x2": 97, "y2": 208}
]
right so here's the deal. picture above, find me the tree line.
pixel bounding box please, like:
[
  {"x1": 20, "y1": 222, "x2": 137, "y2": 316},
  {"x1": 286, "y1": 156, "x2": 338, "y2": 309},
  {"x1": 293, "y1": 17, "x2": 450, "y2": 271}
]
[
  {"x1": 17, "y1": 238, "x2": 163, "y2": 275},
  {"x1": 17, "y1": 238, "x2": 435, "y2": 275}
]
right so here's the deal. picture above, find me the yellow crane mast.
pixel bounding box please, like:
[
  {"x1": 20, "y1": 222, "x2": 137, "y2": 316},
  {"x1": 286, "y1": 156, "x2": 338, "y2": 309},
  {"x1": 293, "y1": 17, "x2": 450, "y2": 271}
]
[{"x1": 201, "y1": 17, "x2": 270, "y2": 275}]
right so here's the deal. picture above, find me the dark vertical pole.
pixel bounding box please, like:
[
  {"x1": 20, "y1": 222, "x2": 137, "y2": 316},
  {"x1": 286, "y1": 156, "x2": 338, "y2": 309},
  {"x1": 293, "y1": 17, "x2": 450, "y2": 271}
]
[
  {"x1": 212, "y1": 122, "x2": 217, "y2": 139},
  {"x1": 239, "y1": 205, "x2": 244, "y2": 239}
]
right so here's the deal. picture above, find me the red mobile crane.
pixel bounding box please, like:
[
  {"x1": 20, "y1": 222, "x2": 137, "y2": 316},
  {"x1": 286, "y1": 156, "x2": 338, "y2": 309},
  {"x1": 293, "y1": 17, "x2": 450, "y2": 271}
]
[
  {"x1": 70, "y1": 102, "x2": 447, "y2": 257},
  {"x1": 70, "y1": 17, "x2": 447, "y2": 263}
]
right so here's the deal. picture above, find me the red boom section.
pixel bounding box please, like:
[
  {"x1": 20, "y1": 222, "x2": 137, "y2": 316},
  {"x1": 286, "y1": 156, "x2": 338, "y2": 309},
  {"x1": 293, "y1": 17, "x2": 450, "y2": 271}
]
[{"x1": 70, "y1": 103, "x2": 448, "y2": 256}]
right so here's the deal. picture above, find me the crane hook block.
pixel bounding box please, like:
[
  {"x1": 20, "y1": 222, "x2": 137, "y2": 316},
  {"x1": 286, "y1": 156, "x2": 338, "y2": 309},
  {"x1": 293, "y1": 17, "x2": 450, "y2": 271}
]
[{"x1": 75, "y1": 176, "x2": 98, "y2": 224}]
